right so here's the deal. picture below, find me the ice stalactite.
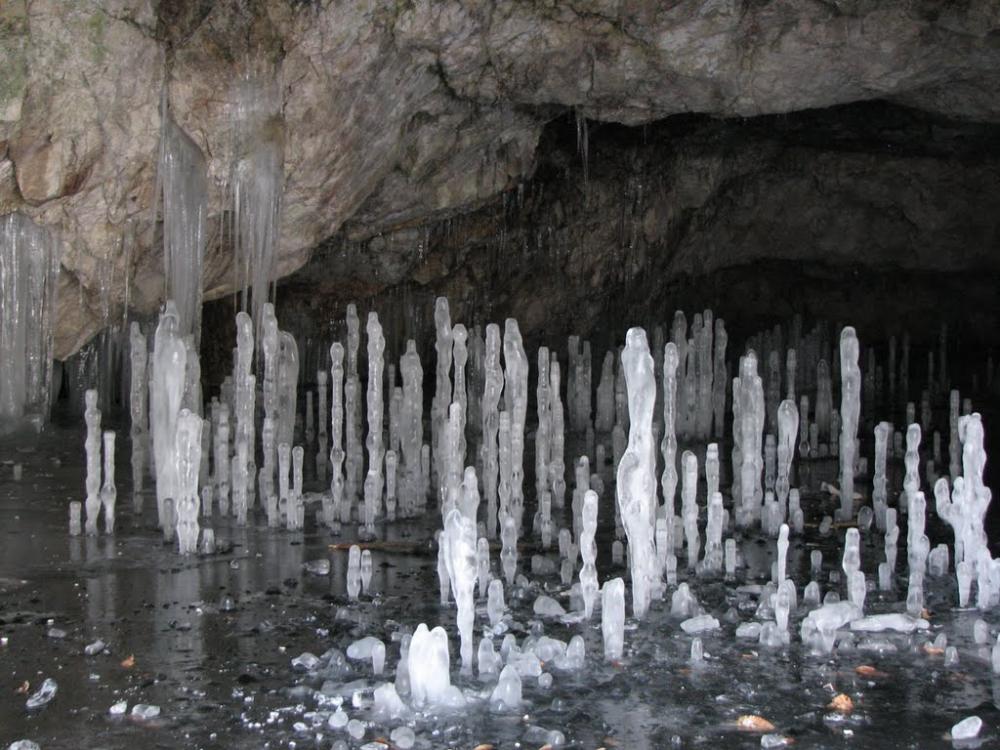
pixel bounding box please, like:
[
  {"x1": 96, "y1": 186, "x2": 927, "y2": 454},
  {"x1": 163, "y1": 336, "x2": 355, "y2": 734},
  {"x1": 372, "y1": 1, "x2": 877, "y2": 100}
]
[
  {"x1": 228, "y1": 72, "x2": 284, "y2": 341},
  {"x1": 617, "y1": 328, "x2": 658, "y2": 618},
  {"x1": 157, "y1": 111, "x2": 207, "y2": 342},
  {"x1": 0, "y1": 213, "x2": 61, "y2": 431}
]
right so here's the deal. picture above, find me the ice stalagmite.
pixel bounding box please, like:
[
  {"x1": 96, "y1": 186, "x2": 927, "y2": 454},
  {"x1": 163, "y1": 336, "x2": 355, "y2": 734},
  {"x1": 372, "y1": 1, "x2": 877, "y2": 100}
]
[
  {"x1": 442, "y1": 508, "x2": 477, "y2": 674},
  {"x1": 535, "y1": 347, "x2": 551, "y2": 526},
  {"x1": 365, "y1": 313, "x2": 386, "y2": 532},
  {"x1": 84, "y1": 390, "x2": 102, "y2": 536},
  {"x1": 500, "y1": 504, "x2": 518, "y2": 586},
  {"x1": 452, "y1": 324, "x2": 468, "y2": 465},
  {"x1": 815, "y1": 359, "x2": 833, "y2": 440},
  {"x1": 481, "y1": 324, "x2": 503, "y2": 537},
  {"x1": 580, "y1": 489, "x2": 599, "y2": 617},
  {"x1": 232, "y1": 439, "x2": 249, "y2": 525},
  {"x1": 839, "y1": 327, "x2": 861, "y2": 520},
  {"x1": 228, "y1": 72, "x2": 283, "y2": 342},
  {"x1": 214, "y1": 405, "x2": 231, "y2": 515},
  {"x1": 903, "y1": 423, "x2": 921, "y2": 513},
  {"x1": 345, "y1": 305, "x2": 363, "y2": 501},
  {"x1": 712, "y1": 319, "x2": 728, "y2": 438},
  {"x1": 233, "y1": 312, "x2": 255, "y2": 508},
  {"x1": 695, "y1": 310, "x2": 714, "y2": 440},
  {"x1": 504, "y1": 319, "x2": 528, "y2": 531},
  {"x1": 277, "y1": 332, "x2": 299, "y2": 448},
  {"x1": 407, "y1": 624, "x2": 464, "y2": 708},
  {"x1": 734, "y1": 352, "x2": 764, "y2": 527},
  {"x1": 681, "y1": 451, "x2": 700, "y2": 569},
  {"x1": 100, "y1": 431, "x2": 117, "y2": 534},
  {"x1": 776, "y1": 399, "x2": 798, "y2": 511},
  {"x1": 158, "y1": 111, "x2": 207, "y2": 342},
  {"x1": 936, "y1": 413, "x2": 991, "y2": 580},
  {"x1": 873, "y1": 422, "x2": 891, "y2": 530},
  {"x1": 129, "y1": 323, "x2": 148, "y2": 496},
  {"x1": 617, "y1": 328, "x2": 658, "y2": 618},
  {"x1": 602, "y1": 578, "x2": 625, "y2": 659},
  {"x1": 432, "y1": 298, "x2": 453, "y2": 485},
  {"x1": 0, "y1": 214, "x2": 61, "y2": 431},
  {"x1": 400, "y1": 341, "x2": 423, "y2": 517},
  {"x1": 703, "y1": 491, "x2": 724, "y2": 572},
  {"x1": 596, "y1": 352, "x2": 615, "y2": 433},
  {"x1": 329, "y1": 343, "x2": 346, "y2": 523},
  {"x1": 549, "y1": 354, "x2": 567, "y2": 511},
  {"x1": 498, "y1": 411, "x2": 512, "y2": 535},
  {"x1": 260, "y1": 304, "x2": 279, "y2": 495},
  {"x1": 151, "y1": 302, "x2": 187, "y2": 528},
  {"x1": 174, "y1": 409, "x2": 202, "y2": 555},
  {"x1": 661, "y1": 342, "x2": 679, "y2": 522}
]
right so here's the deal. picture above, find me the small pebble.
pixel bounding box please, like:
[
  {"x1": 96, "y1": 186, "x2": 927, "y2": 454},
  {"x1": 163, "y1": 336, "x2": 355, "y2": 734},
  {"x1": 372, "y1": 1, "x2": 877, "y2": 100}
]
[{"x1": 109, "y1": 700, "x2": 128, "y2": 715}]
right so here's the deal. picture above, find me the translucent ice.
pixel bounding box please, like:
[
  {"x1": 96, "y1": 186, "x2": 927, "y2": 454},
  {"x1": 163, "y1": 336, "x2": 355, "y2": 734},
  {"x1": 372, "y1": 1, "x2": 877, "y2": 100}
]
[
  {"x1": 680, "y1": 614, "x2": 720, "y2": 634},
  {"x1": 490, "y1": 665, "x2": 523, "y2": 709},
  {"x1": 951, "y1": 716, "x2": 982, "y2": 741},
  {"x1": 602, "y1": 578, "x2": 625, "y2": 660},
  {"x1": 617, "y1": 328, "x2": 658, "y2": 617},
  {"x1": 442, "y1": 508, "x2": 477, "y2": 673},
  {"x1": 838, "y1": 328, "x2": 861, "y2": 520},
  {"x1": 407, "y1": 623, "x2": 464, "y2": 708},
  {"x1": 25, "y1": 678, "x2": 57, "y2": 709}
]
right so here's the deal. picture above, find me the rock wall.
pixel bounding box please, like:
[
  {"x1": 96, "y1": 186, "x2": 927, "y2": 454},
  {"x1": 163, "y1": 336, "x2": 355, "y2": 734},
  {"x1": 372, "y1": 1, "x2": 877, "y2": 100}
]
[
  {"x1": 269, "y1": 102, "x2": 1000, "y2": 361},
  {"x1": 1, "y1": 0, "x2": 999, "y2": 357}
]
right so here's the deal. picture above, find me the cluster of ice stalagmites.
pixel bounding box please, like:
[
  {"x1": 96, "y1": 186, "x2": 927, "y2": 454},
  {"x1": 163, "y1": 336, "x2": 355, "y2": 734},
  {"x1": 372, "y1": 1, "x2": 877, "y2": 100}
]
[{"x1": 76, "y1": 280, "x2": 1000, "y2": 739}]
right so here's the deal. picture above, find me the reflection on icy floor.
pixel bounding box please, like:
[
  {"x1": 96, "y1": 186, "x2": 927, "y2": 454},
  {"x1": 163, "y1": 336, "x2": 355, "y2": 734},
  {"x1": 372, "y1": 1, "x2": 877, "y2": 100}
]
[{"x1": 1, "y1": 418, "x2": 998, "y2": 749}]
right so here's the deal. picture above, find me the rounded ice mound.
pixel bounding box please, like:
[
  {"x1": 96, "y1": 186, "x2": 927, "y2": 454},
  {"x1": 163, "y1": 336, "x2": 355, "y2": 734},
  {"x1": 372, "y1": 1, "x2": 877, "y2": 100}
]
[
  {"x1": 951, "y1": 716, "x2": 982, "y2": 742},
  {"x1": 533, "y1": 594, "x2": 566, "y2": 617}
]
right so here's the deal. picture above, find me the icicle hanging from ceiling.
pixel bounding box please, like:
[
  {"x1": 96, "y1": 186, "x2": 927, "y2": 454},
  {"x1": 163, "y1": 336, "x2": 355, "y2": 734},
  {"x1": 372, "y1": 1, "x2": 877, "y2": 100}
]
[
  {"x1": 0, "y1": 212, "x2": 61, "y2": 431},
  {"x1": 157, "y1": 94, "x2": 208, "y2": 344},
  {"x1": 228, "y1": 71, "x2": 284, "y2": 344}
]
